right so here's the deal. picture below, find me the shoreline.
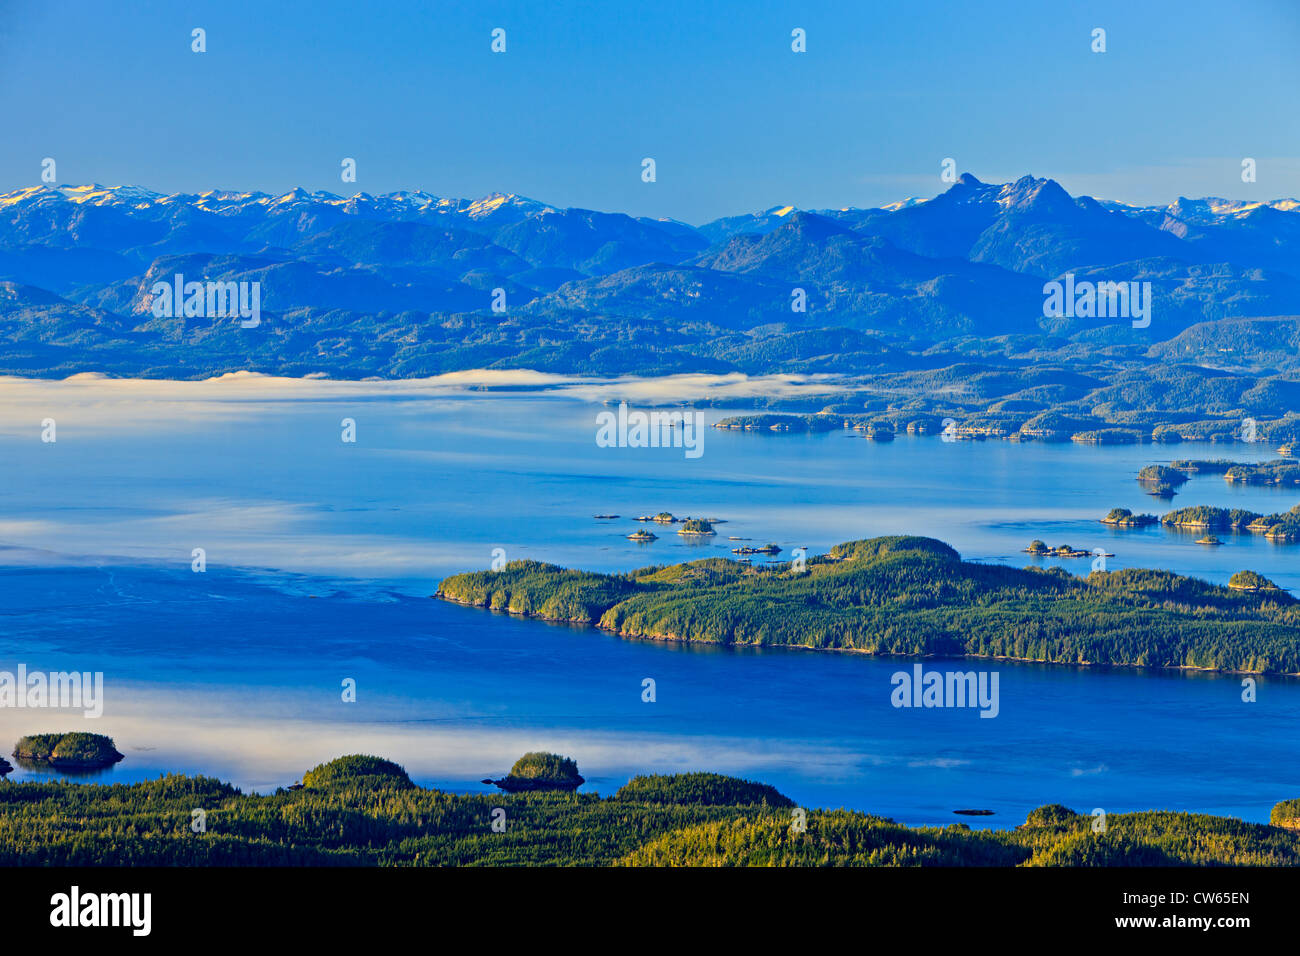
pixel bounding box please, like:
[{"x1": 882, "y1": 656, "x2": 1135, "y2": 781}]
[{"x1": 434, "y1": 594, "x2": 1300, "y2": 679}]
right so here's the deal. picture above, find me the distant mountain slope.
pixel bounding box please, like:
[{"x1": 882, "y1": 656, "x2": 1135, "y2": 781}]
[
  {"x1": 1148, "y1": 315, "x2": 1300, "y2": 370},
  {"x1": 1, "y1": 175, "x2": 1299, "y2": 378}
]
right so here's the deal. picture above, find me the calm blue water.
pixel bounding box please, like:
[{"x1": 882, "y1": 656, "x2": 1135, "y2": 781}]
[{"x1": 0, "y1": 379, "x2": 1297, "y2": 826}]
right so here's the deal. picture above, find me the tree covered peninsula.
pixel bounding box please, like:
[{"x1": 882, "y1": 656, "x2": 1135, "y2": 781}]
[{"x1": 437, "y1": 536, "x2": 1300, "y2": 674}]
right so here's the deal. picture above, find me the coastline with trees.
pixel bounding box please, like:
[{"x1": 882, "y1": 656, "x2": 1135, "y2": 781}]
[{"x1": 438, "y1": 535, "x2": 1300, "y2": 675}]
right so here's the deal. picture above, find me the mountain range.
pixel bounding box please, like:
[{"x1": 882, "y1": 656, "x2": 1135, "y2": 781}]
[{"x1": 1, "y1": 174, "x2": 1299, "y2": 379}]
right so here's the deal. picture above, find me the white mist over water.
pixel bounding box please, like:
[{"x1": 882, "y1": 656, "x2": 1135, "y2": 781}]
[{"x1": 0, "y1": 373, "x2": 1290, "y2": 591}]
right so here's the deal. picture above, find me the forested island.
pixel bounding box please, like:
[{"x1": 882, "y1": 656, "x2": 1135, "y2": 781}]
[
  {"x1": 1155, "y1": 458, "x2": 1300, "y2": 486},
  {"x1": 1137, "y1": 465, "x2": 1189, "y2": 487},
  {"x1": 1159, "y1": 504, "x2": 1300, "y2": 541},
  {"x1": 1095, "y1": 503, "x2": 1300, "y2": 541},
  {"x1": 12, "y1": 733, "x2": 123, "y2": 770},
  {"x1": 437, "y1": 535, "x2": 1300, "y2": 674},
  {"x1": 1127, "y1": 458, "x2": 1300, "y2": 489},
  {"x1": 3, "y1": 751, "x2": 1300, "y2": 866},
  {"x1": 1100, "y1": 508, "x2": 1159, "y2": 527},
  {"x1": 677, "y1": 519, "x2": 716, "y2": 536},
  {"x1": 1162, "y1": 506, "x2": 1261, "y2": 532}
]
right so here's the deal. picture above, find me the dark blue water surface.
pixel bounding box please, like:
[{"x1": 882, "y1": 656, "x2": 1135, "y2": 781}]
[{"x1": 0, "y1": 381, "x2": 1297, "y2": 826}]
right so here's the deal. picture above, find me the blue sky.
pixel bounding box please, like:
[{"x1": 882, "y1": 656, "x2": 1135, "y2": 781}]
[{"x1": 2, "y1": 0, "x2": 1298, "y2": 222}]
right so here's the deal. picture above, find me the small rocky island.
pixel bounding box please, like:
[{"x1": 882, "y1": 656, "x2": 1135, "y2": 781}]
[
  {"x1": 13, "y1": 732, "x2": 124, "y2": 770},
  {"x1": 636, "y1": 512, "x2": 681, "y2": 524},
  {"x1": 627, "y1": 529, "x2": 657, "y2": 541},
  {"x1": 1137, "y1": 465, "x2": 1188, "y2": 499},
  {"x1": 1143, "y1": 482, "x2": 1178, "y2": 499},
  {"x1": 1100, "y1": 508, "x2": 1159, "y2": 527},
  {"x1": 635, "y1": 512, "x2": 727, "y2": 526},
  {"x1": 1023, "y1": 540, "x2": 1093, "y2": 558},
  {"x1": 677, "y1": 519, "x2": 716, "y2": 536},
  {"x1": 732, "y1": 543, "x2": 781, "y2": 555},
  {"x1": 855, "y1": 422, "x2": 895, "y2": 441},
  {"x1": 483, "y1": 752, "x2": 585, "y2": 793}
]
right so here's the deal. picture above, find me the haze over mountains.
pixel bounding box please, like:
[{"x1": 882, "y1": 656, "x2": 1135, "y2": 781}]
[{"x1": 1, "y1": 174, "x2": 1298, "y2": 379}]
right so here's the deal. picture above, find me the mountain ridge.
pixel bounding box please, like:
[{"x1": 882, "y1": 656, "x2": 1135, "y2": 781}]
[
  {"x1": 3, "y1": 173, "x2": 1300, "y2": 380},
  {"x1": 5, "y1": 174, "x2": 1297, "y2": 231}
]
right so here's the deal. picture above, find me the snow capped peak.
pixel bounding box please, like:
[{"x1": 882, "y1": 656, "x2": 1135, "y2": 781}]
[
  {"x1": 942, "y1": 172, "x2": 1003, "y2": 205},
  {"x1": 386, "y1": 189, "x2": 440, "y2": 205},
  {"x1": 0, "y1": 184, "x2": 165, "y2": 210},
  {"x1": 1097, "y1": 199, "x2": 1145, "y2": 212},
  {"x1": 1158, "y1": 195, "x2": 1300, "y2": 225},
  {"x1": 59, "y1": 184, "x2": 164, "y2": 206},
  {"x1": 995, "y1": 175, "x2": 1070, "y2": 210},
  {"x1": 1205, "y1": 197, "x2": 1300, "y2": 217},
  {"x1": 467, "y1": 192, "x2": 513, "y2": 218},
  {"x1": 881, "y1": 197, "x2": 928, "y2": 212},
  {"x1": 462, "y1": 192, "x2": 553, "y2": 219},
  {"x1": 0, "y1": 185, "x2": 57, "y2": 209},
  {"x1": 196, "y1": 189, "x2": 264, "y2": 201},
  {"x1": 191, "y1": 190, "x2": 272, "y2": 215},
  {"x1": 270, "y1": 187, "x2": 312, "y2": 206}
]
